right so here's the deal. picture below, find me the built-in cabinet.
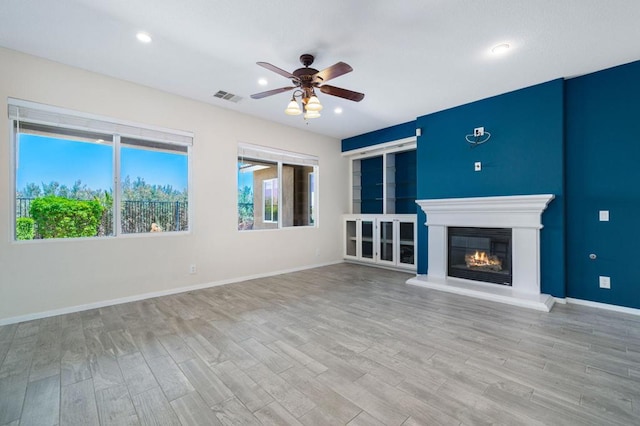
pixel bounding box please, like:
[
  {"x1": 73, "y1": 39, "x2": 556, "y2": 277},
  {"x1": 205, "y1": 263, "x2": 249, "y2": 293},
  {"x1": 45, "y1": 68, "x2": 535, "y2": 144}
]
[
  {"x1": 344, "y1": 214, "x2": 417, "y2": 270},
  {"x1": 344, "y1": 137, "x2": 418, "y2": 271}
]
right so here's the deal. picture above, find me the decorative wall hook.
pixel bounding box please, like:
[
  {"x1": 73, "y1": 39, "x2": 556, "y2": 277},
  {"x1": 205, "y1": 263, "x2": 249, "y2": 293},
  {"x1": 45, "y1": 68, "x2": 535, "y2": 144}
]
[{"x1": 466, "y1": 126, "x2": 491, "y2": 148}]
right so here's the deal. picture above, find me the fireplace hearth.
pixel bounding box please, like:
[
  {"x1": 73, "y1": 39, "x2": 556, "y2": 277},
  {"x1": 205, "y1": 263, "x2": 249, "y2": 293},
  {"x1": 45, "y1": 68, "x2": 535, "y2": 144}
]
[{"x1": 448, "y1": 227, "x2": 512, "y2": 285}]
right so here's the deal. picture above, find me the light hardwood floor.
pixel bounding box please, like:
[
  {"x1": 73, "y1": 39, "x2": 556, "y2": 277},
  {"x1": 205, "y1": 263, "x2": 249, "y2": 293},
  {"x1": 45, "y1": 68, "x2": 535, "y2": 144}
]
[{"x1": 1, "y1": 263, "x2": 639, "y2": 425}]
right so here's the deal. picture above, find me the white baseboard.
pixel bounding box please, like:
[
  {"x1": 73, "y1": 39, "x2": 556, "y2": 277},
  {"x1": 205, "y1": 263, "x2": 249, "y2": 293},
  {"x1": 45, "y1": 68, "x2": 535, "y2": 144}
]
[
  {"x1": 566, "y1": 297, "x2": 640, "y2": 316},
  {"x1": 0, "y1": 260, "x2": 343, "y2": 326}
]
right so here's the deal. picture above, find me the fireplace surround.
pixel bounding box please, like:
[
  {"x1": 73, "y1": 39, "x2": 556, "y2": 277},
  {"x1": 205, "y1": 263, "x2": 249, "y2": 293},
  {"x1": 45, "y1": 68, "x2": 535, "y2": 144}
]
[{"x1": 407, "y1": 194, "x2": 555, "y2": 311}]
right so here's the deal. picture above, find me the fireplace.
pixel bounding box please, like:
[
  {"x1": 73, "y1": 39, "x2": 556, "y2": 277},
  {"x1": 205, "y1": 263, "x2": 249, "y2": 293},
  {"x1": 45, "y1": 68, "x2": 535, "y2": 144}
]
[
  {"x1": 408, "y1": 195, "x2": 556, "y2": 312},
  {"x1": 448, "y1": 227, "x2": 512, "y2": 285}
]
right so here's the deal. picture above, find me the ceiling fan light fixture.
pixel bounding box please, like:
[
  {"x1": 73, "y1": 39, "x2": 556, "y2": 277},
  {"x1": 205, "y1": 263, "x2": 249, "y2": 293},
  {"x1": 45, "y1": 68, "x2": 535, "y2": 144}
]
[
  {"x1": 285, "y1": 99, "x2": 302, "y2": 115},
  {"x1": 305, "y1": 95, "x2": 323, "y2": 112},
  {"x1": 252, "y1": 53, "x2": 363, "y2": 120}
]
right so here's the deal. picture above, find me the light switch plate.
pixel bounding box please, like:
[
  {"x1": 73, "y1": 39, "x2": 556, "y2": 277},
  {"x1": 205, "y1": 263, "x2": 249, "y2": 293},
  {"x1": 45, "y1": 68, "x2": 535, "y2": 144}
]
[
  {"x1": 474, "y1": 162, "x2": 482, "y2": 171},
  {"x1": 599, "y1": 210, "x2": 609, "y2": 221}
]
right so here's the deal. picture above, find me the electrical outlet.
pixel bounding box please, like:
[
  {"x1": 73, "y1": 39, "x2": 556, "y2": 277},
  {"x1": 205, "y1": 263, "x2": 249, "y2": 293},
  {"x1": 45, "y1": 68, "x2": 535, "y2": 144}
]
[
  {"x1": 474, "y1": 127, "x2": 484, "y2": 137},
  {"x1": 474, "y1": 161, "x2": 482, "y2": 171},
  {"x1": 599, "y1": 210, "x2": 609, "y2": 221},
  {"x1": 189, "y1": 264, "x2": 197, "y2": 274},
  {"x1": 599, "y1": 276, "x2": 610, "y2": 289}
]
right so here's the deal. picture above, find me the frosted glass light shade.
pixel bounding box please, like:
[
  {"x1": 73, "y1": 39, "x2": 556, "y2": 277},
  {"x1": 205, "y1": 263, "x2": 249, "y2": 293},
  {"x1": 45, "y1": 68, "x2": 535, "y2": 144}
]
[
  {"x1": 305, "y1": 95, "x2": 323, "y2": 112},
  {"x1": 304, "y1": 110, "x2": 321, "y2": 119},
  {"x1": 285, "y1": 100, "x2": 302, "y2": 115}
]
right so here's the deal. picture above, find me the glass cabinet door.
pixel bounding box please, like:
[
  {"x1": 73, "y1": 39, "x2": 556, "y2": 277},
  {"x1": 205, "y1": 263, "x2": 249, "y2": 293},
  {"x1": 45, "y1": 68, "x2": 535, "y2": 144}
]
[
  {"x1": 379, "y1": 220, "x2": 394, "y2": 262},
  {"x1": 361, "y1": 220, "x2": 374, "y2": 259},
  {"x1": 398, "y1": 221, "x2": 415, "y2": 266},
  {"x1": 345, "y1": 220, "x2": 357, "y2": 257}
]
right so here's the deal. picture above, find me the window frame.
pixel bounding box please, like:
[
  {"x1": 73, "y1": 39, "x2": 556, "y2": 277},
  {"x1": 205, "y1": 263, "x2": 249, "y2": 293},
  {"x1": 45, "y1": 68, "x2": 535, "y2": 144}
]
[
  {"x1": 262, "y1": 178, "x2": 278, "y2": 223},
  {"x1": 237, "y1": 143, "x2": 319, "y2": 231},
  {"x1": 308, "y1": 171, "x2": 315, "y2": 225},
  {"x1": 9, "y1": 98, "x2": 193, "y2": 241}
]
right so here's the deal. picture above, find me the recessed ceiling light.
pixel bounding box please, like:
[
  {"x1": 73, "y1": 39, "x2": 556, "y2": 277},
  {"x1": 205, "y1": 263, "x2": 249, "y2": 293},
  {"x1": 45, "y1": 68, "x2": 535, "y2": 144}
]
[
  {"x1": 491, "y1": 43, "x2": 510, "y2": 54},
  {"x1": 334, "y1": 107, "x2": 343, "y2": 114},
  {"x1": 258, "y1": 78, "x2": 268, "y2": 86},
  {"x1": 136, "y1": 32, "x2": 152, "y2": 43}
]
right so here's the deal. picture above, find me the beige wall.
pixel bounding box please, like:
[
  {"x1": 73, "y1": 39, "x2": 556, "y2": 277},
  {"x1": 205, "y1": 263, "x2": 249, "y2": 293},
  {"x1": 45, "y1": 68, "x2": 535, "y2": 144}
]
[{"x1": 0, "y1": 47, "x2": 349, "y2": 323}]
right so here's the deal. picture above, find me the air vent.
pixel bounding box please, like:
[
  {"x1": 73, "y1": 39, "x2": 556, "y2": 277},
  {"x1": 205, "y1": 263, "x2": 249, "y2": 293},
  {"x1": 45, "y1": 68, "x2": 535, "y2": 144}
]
[{"x1": 213, "y1": 90, "x2": 242, "y2": 103}]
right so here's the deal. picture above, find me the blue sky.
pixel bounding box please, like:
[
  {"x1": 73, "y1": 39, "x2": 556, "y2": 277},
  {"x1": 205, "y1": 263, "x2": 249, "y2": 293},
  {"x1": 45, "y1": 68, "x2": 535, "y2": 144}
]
[
  {"x1": 17, "y1": 134, "x2": 188, "y2": 191},
  {"x1": 237, "y1": 165, "x2": 253, "y2": 191}
]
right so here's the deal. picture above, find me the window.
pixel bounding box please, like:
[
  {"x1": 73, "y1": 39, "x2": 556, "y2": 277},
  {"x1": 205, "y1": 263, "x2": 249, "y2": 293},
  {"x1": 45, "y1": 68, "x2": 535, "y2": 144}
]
[
  {"x1": 10, "y1": 99, "x2": 192, "y2": 240},
  {"x1": 237, "y1": 143, "x2": 318, "y2": 230},
  {"x1": 263, "y1": 178, "x2": 278, "y2": 223},
  {"x1": 120, "y1": 138, "x2": 189, "y2": 234}
]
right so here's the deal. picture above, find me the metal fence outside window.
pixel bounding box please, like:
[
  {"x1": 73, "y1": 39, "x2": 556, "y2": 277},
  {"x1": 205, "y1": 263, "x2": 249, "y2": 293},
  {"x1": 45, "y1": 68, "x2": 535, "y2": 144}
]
[{"x1": 16, "y1": 197, "x2": 188, "y2": 236}]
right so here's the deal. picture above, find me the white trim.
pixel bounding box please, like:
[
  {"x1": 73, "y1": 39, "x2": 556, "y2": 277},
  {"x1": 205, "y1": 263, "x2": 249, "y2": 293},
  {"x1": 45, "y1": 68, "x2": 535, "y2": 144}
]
[
  {"x1": 417, "y1": 194, "x2": 555, "y2": 229},
  {"x1": 566, "y1": 297, "x2": 640, "y2": 316},
  {"x1": 114, "y1": 134, "x2": 122, "y2": 235},
  {"x1": 8, "y1": 123, "x2": 17, "y2": 242},
  {"x1": 263, "y1": 178, "x2": 278, "y2": 224},
  {"x1": 342, "y1": 136, "x2": 417, "y2": 158},
  {"x1": 8, "y1": 98, "x2": 193, "y2": 145},
  {"x1": 0, "y1": 260, "x2": 343, "y2": 326},
  {"x1": 345, "y1": 259, "x2": 416, "y2": 273},
  {"x1": 238, "y1": 142, "x2": 319, "y2": 166}
]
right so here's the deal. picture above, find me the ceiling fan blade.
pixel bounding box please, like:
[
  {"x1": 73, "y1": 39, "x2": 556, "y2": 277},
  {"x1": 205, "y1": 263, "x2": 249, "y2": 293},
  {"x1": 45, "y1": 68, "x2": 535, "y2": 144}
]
[
  {"x1": 319, "y1": 85, "x2": 365, "y2": 102},
  {"x1": 250, "y1": 86, "x2": 296, "y2": 99},
  {"x1": 257, "y1": 62, "x2": 299, "y2": 81},
  {"x1": 313, "y1": 62, "x2": 353, "y2": 83}
]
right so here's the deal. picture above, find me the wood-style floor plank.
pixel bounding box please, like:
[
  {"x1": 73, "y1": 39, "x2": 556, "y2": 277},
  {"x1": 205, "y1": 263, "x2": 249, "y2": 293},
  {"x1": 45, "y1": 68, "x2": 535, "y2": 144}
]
[
  {"x1": 1, "y1": 263, "x2": 639, "y2": 425},
  {"x1": 95, "y1": 384, "x2": 140, "y2": 426},
  {"x1": 146, "y1": 355, "x2": 195, "y2": 402},
  {"x1": 19, "y1": 375, "x2": 60, "y2": 426},
  {"x1": 0, "y1": 373, "x2": 28, "y2": 424},
  {"x1": 61, "y1": 379, "x2": 100, "y2": 426},
  {"x1": 131, "y1": 387, "x2": 181, "y2": 426},
  {"x1": 170, "y1": 391, "x2": 222, "y2": 426}
]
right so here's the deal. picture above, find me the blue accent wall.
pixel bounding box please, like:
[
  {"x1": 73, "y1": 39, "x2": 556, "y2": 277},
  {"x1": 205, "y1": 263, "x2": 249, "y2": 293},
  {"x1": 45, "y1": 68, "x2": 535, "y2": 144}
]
[
  {"x1": 565, "y1": 61, "x2": 640, "y2": 309},
  {"x1": 415, "y1": 80, "x2": 566, "y2": 297},
  {"x1": 342, "y1": 121, "x2": 416, "y2": 152},
  {"x1": 342, "y1": 59, "x2": 640, "y2": 309}
]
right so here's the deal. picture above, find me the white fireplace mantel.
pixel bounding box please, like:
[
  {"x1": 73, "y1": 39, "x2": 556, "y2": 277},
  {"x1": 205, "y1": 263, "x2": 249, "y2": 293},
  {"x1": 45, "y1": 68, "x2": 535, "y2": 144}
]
[{"x1": 407, "y1": 194, "x2": 555, "y2": 312}]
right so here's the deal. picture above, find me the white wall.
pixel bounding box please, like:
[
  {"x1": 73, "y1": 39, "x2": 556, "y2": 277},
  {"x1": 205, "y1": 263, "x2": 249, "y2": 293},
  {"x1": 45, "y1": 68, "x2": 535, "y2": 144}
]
[{"x1": 0, "y1": 47, "x2": 349, "y2": 323}]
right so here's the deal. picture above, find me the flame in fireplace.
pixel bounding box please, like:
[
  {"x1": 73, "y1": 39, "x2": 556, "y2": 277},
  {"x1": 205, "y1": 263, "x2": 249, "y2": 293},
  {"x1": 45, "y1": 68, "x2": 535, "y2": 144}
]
[{"x1": 465, "y1": 250, "x2": 503, "y2": 271}]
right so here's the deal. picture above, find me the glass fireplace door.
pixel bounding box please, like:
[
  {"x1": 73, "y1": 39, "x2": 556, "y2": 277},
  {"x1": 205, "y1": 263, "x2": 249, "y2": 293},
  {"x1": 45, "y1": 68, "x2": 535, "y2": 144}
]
[{"x1": 448, "y1": 227, "x2": 512, "y2": 285}]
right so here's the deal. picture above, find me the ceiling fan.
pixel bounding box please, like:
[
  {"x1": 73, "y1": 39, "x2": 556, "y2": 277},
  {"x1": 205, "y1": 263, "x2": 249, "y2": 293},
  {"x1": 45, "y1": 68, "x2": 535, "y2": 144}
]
[{"x1": 250, "y1": 54, "x2": 365, "y2": 118}]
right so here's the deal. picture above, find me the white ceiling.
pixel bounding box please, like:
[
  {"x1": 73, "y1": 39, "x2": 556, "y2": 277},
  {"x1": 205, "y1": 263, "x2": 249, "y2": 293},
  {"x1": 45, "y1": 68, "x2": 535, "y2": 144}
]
[{"x1": 1, "y1": 0, "x2": 639, "y2": 140}]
